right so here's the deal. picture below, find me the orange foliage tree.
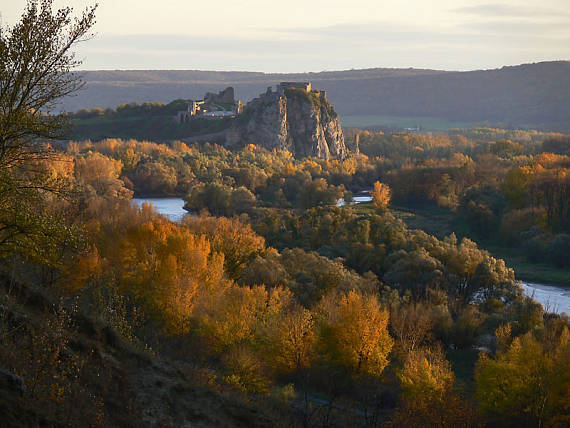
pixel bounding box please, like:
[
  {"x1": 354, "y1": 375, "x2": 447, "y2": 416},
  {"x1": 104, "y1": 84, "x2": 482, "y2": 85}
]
[
  {"x1": 371, "y1": 181, "x2": 391, "y2": 210},
  {"x1": 183, "y1": 215, "x2": 266, "y2": 280}
]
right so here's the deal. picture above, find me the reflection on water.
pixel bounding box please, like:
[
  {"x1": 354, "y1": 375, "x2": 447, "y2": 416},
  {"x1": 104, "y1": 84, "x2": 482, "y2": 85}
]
[{"x1": 132, "y1": 198, "x2": 187, "y2": 222}]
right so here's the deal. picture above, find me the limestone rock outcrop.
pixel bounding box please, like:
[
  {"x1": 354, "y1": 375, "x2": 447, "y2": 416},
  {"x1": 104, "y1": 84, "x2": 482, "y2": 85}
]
[{"x1": 236, "y1": 85, "x2": 347, "y2": 160}]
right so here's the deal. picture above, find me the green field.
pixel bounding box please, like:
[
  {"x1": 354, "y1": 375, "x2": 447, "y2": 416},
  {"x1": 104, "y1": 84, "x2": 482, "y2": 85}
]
[{"x1": 340, "y1": 114, "x2": 480, "y2": 130}]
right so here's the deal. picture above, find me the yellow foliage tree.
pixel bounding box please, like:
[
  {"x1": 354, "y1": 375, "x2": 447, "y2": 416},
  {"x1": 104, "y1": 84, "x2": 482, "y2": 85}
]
[
  {"x1": 116, "y1": 215, "x2": 227, "y2": 335},
  {"x1": 397, "y1": 346, "x2": 454, "y2": 399},
  {"x1": 371, "y1": 181, "x2": 391, "y2": 210},
  {"x1": 392, "y1": 346, "x2": 481, "y2": 427},
  {"x1": 265, "y1": 301, "x2": 316, "y2": 374},
  {"x1": 183, "y1": 215, "x2": 266, "y2": 279},
  {"x1": 475, "y1": 328, "x2": 570, "y2": 427},
  {"x1": 196, "y1": 284, "x2": 268, "y2": 352},
  {"x1": 317, "y1": 291, "x2": 393, "y2": 377}
]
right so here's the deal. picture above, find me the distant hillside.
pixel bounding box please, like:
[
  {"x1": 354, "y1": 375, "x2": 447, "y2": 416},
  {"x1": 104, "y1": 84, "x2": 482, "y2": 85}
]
[{"x1": 64, "y1": 61, "x2": 570, "y2": 131}]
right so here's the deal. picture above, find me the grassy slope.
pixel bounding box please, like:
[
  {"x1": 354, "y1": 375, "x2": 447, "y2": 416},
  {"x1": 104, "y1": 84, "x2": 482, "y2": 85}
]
[{"x1": 0, "y1": 277, "x2": 282, "y2": 427}]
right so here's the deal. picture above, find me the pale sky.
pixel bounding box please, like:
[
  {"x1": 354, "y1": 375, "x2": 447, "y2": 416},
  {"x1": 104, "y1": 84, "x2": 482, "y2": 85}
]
[{"x1": 3, "y1": 0, "x2": 569, "y2": 71}]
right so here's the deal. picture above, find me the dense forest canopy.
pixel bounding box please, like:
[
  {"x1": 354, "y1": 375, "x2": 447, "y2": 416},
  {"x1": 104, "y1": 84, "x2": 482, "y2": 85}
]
[{"x1": 63, "y1": 128, "x2": 570, "y2": 276}]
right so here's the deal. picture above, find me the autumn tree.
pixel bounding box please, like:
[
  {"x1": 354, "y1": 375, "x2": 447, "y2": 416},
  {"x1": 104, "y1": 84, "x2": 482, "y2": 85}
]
[
  {"x1": 397, "y1": 346, "x2": 454, "y2": 400},
  {"x1": 132, "y1": 161, "x2": 177, "y2": 195},
  {"x1": 316, "y1": 291, "x2": 393, "y2": 377},
  {"x1": 476, "y1": 327, "x2": 570, "y2": 427},
  {"x1": 75, "y1": 152, "x2": 132, "y2": 200},
  {"x1": 183, "y1": 215, "x2": 266, "y2": 280},
  {"x1": 371, "y1": 180, "x2": 391, "y2": 210},
  {"x1": 116, "y1": 213, "x2": 227, "y2": 335},
  {"x1": 389, "y1": 301, "x2": 435, "y2": 357},
  {"x1": 392, "y1": 346, "x2": 481, "y2": 427},
  {"x1": 264, "y1": 301, "x2": 316, "y2": 374},
  {"x1": 196, "y1": 284, "x2": 268, "y2": 352},
  {"x1": 502, "y1": 167, "x2": 530, "y2": 209}
]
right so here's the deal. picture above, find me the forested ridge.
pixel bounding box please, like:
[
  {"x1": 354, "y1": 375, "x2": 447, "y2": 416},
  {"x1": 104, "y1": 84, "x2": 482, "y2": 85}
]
[{"x1": 62, "y1": 61, "x2": 570, "y2": 131}]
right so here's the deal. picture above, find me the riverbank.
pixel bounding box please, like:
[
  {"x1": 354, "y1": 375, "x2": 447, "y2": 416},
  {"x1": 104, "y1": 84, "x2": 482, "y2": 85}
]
[
  {"x1": 486, "y1": 246, "x2": 570, "y2": 287},
  {"x1": 133, "y1": 197, "x2": 568, "y2": 312},
  {"x1": 521, "y1": 281, "x2": 570, "y2": 314}
]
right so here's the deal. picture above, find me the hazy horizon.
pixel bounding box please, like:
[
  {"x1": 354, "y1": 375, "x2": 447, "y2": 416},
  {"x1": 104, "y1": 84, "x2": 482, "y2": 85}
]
[
  {"x1": 4, "y1": 0, "x2": 570, "y2": 72},
  {"x1": 74, "y1": 60, "x2": 568, "y2": 74}
]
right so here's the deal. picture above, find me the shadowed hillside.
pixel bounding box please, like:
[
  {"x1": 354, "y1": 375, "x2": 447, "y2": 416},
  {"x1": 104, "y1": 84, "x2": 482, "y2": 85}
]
[{"x1": 65, "y1": 61, "x2": 570, "y2": 130}]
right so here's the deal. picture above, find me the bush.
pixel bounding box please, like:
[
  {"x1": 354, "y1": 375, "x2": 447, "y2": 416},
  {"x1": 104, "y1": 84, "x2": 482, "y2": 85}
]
[{"x1": 546, "y1": 234, "x2": 570, "y2": 268}]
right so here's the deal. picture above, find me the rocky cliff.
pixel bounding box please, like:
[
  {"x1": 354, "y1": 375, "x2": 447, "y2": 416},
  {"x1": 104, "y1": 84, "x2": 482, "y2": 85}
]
[{"x1": 236, "y1": 87, "x2": 347, "y2": 159}]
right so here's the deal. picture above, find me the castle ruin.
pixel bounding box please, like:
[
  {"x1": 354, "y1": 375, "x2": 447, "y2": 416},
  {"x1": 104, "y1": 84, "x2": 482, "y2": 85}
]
[
  {"x1": 175, "y1": 87, "x2": 240, "y2": 123},
  {"x1": 176, "y1": 82, "x2": 323, "y2": 124},
  {"x1": 204, "y1": 87, "x2": 235, "y2": 104},
  {"x1": 247, "y1": 81, "x2": 327, "y2": 109}
]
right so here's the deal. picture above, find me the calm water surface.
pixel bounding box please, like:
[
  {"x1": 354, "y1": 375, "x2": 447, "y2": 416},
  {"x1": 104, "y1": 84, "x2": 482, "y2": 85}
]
[
  {"x1": 133, "y1": 197, "x2": 569, "y2": 314},
  {"x1": 521, "y1": 281, "x2": 570, "y2": 314},
  {"x1": 337, "y1": 191, "x2": 372, "y2": 207},
  {"x1": 132, "y1": 197, "x2": 188, "y2": 222}
]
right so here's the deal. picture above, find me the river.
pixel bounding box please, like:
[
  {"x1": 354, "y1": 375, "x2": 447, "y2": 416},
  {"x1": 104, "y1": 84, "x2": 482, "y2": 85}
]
[
  {"x1": 132, "y1": 197, "x2": 569, "y2": 314},
  {"x1": 337, "y1": 191, "x2": 373, "y2": 207},
  {"x1": 132, "y1": 197, "x2": 188, "y2": 222},
  {"x1": 521, "y1": 281, "x2": 570, "y2": 315}
]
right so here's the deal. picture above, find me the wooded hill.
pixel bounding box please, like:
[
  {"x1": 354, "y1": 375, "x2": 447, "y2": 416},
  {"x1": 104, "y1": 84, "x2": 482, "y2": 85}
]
[{"x1": 64, "y1": 61, "x2": 570, "y2": 131}]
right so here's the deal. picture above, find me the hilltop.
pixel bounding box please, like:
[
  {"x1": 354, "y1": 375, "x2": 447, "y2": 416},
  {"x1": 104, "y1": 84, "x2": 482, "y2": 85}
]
[
  {"x1": 65, "y1": 61, "x2": 570, "y2": 131},
  {"x1": 236, "y1": 82, "x2": 347, "y2": 159},
  {"x1": 69, "y1": 82, "x2": 347, "y2": 160}
]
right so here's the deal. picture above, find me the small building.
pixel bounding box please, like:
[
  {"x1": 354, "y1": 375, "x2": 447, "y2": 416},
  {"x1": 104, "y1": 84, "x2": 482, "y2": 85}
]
[{"x1": 190, "y1": 100, "x2": 205, "y2": 115}]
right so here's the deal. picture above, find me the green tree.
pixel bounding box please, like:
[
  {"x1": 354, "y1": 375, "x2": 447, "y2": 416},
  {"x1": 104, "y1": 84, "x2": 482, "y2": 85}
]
[
  {"x1": 0, "y1": 0, "x2": 97, "y2": 166},
  {"x1": 0, "y1": 0, "x2": 96, "y2": 258}
]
